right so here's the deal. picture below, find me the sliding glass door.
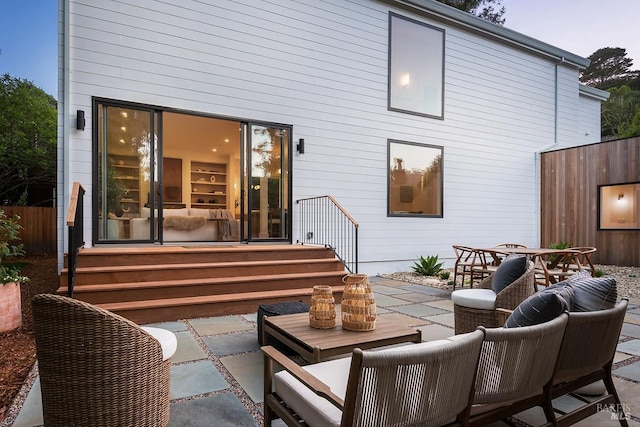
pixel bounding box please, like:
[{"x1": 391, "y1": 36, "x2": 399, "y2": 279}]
[
  {"x1": 95, "y1": 103, "x2": 158, "y2": 242},
  {"x1": 244, "y1": 123, "x2": 290, "y2": 241}
]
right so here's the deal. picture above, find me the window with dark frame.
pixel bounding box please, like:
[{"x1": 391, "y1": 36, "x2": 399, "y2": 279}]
[
  {"x1": 388, "y1": 140, "x2": 443, "y2": 217},
  {"x1": 599, "y1": 182, "x2": 640, "y2": 230},
  {"x1": 388, "y1": 12, "x2": 445, "y2": 119}
]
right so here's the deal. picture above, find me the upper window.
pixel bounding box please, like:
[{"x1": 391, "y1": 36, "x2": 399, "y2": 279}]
[
  {"x1": 388, "y1": 140, "x2": 443, "y2": 217},
  {"x1": 388, "y1": 12, "x2": 445, "y2": 119},
  {"x1": 599, "y1": 182, "x2": 640, "y2": 230}
]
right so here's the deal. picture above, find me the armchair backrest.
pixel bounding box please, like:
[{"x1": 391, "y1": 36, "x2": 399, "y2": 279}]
[
  {"x1": 553, "y1": 299, "x2": 628, "y2": 384},
  {"x1": 341, "y1": 329, "x2": 485, "y2": 427},
  {"x1": 32, "y1": 294, "x2": 169, "y2": 427},
  {"x1": 473, "y1": 313, "x2": 568, "y2": 405}
]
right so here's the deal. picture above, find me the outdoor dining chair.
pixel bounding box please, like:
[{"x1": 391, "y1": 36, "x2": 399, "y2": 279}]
[
  {"x1": 32, "y1": 294, "x2": 176, "y2": 427},
  {"x1": 452, "y1": 245, "x2": 480, "y2": 290}
]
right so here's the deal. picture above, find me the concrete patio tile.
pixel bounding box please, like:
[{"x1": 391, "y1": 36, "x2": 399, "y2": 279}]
[
  {"x1": 614, "y1": 360, "x2": 640, "y2": 382},
  {"x1": 189, "y1": 315, "x2": 253, "y2": 336},
  {"x1": 377, "y1": 312, "x2": 428, "y2": 328},
  {"x1": 391, "y1": 303, "x2": 449, "y2": 318},
  {"x1": 551, "y1": 393, "x2": 588, "y2": 415},
  {"x1": 425, "y1": 299, "x2": 454, "y2": 311},
  {"x1": 172, "y1": 330, "x2": 207, "y2": 363},
  {"x1": 168, "y1": 393, "x2": 259, "y2": 427},
  {"x1": 613, "y1": 376, "x2": 640, "y2": 419},
  {"x1": 372, "y1": 293, "x2": 414, "y2": 307},
  {"x1": 374, "y1": 306, "x2": 391, "y2": 314},
  {"x1": 220, "y1": 351, "x2": 264, "y2": 403},
  {"x1": 11, "y1": 378, "x2": 43, "y2": 427},
  {"x1": 371, "y1": 284, "x2": 412, "y2": 295},
  {"x1": 617, "y1": 339, "x2": 640, "y2": 356},
  {"x1": 242, "y1": 312, "x2": 258, "y2": 323},
  {"x1": 398, "y1": 283, "x2": 451, "y2": 296},
  {"x1": 391, "y1": 292, "x2": 443, "y2": 303},
  {"x1": 615, "y1": 351, "x2": 635, "y2": 364},
  {"x1": 369, "y1": 277, "x2": 409, "y2": 287},
  {"x1": 424, "y1": 312, "x2": 455, "y2": 328},
  {"x1": 417, "y1": 323, "x2": 454, "y2": 341},
  {"x1": 170, "y1": 360, "x2": 229, "y2": 399},
  {"x1": 204, "y1": 331, "x2": 261, "y2": 357},
  {"x1": 626, "y1": 312, "x2": 640, "y2": 326},
  {"x1": 622, "y1": 323, "x2": 640, "y2": 339},
  {"x1": 143, "y1": 320, "x2": 188, "y2": 333}
]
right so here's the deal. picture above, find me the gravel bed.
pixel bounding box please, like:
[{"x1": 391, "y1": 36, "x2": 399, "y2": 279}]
[{"x1": 379, "y1": 264, "x2": 640, "y2": 299}]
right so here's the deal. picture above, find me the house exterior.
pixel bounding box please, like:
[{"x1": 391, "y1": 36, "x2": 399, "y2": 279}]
[{"x1": 57, "y1": 0, "x2": 609, "y2": 274}]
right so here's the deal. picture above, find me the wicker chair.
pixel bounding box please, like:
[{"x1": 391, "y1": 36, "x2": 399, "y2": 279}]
[
  {"x1": 452, "y1": 261, "x2": 535, "y2": 334},
  {"x1": 547, "y1": 300, "x2": 629, "y2": 426},
  {"x1": 462, "y1": 313, "x2": 569, "y2": 426},
  {"x1": 263, "y1": 329, "x2": 485, "y2": 427},
  {"x1": 32, "y1": 294, "x2": 173, "y2": 427}
]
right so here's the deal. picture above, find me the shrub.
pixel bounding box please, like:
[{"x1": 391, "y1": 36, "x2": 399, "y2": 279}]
[
  {"x1": 439, "y1": 271, "x2": 450, "y2": 280},
  {"x1": 412, "y1": 255, "x2": 443, "y2": 276},
  {"x1": 0, "y1": 210, "x2": 29, "y2": 284}
]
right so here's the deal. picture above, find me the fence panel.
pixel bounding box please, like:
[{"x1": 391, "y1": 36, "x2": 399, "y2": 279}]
[{"x1": 0, "y1": 206, "x2": 56, "y2": 255}]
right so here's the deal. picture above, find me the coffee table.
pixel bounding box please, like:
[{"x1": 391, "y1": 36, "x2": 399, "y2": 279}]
[{"x1": 261, "y1": 312, "x2": 422, "y2": 363}]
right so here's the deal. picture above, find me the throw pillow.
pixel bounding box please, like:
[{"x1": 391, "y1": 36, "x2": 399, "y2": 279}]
[
  {"x1": 491, "y1": 254, "x2": 528, "y2": 294},
  {"x1": 570, "y1": 276, "x2": 617, "y2": 312},
  {"x1": 504, "y1": 286, "x2": 573, "y2": 328}
]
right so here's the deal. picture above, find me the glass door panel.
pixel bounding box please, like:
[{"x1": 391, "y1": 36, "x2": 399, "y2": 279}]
[
  {"x1": 96, "y1": 104, "x2": 156, "y2": 242},
  {"x1": 247, "y1": 124, "x2": 289, "y2": 240}
]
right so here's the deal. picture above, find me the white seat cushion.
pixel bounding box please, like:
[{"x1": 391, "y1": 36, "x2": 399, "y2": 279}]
[
  {"x1": 141, "y1": 326, "x2": 177, "y2": 361},
  {"x1": 273, "y1": 340, "x2": 453, "y2": 427},
  {"x1": 451, "y1": 289, "x2": 497, "y2": 310}
]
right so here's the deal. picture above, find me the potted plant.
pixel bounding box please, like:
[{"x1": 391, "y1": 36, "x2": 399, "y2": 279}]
[{"x1": 0, "y1": 210, "x2": 29, "y2": 333}]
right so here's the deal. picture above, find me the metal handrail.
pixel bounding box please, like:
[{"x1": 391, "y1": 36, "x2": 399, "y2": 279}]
[
  {"x1": 296, "y1": 195, "x2": 359, "y2": 273},
  {"x1": 66, "y1": 182, "x2": 85, "y2": 297}
]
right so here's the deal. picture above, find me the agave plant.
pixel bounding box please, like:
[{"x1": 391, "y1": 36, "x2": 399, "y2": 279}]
[{"x1": 412, "y1": 255, "x2": 444, "y2": 276}]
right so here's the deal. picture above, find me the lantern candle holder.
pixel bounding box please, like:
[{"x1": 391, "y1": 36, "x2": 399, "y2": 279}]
[
  {"x1": 340, "y1": 274, "x2": 376, "y2": 331},
  {"x1": 309, "y1": 285, "x2": 336, "y2": 329}
]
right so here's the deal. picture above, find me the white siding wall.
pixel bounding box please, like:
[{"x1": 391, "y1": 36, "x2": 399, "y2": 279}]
[
  {"x1": 59, "y1": 0, "x2": 597, "y2": 274},
  {"x1": 578, "y1": 94, "x2": 604, "y2": 143}
]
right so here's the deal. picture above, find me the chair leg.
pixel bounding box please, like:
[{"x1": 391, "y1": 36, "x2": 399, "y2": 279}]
[
  {"x1": 603, "y1": 369, "x2": 629, "y2": 426},
  {"x1": 542, "y1": 384, "x2": 559, "y2": 427}
]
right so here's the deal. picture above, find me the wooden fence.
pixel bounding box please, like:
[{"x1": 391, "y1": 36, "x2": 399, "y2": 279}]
[
  {"x1": 0, "y1": 206, "x2": 56, "y2": 255},
  {"x1": 540, "y1": 136, "x2": 640, "y2": 267}
]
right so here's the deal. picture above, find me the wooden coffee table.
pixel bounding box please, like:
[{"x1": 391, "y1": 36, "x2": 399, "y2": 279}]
[{"x1": 262, "y1": 312, "x2": 422, "y2": 363}]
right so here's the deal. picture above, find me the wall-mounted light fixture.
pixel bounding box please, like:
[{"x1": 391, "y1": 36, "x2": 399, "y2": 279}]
[
  {"x1": 297, "y1": 138, "x2": 305, "y2": 154},
  {"x1": 76, "y1": 110, "x2": 85, "y2": 131},
  {"x1": 618, "y1": 193, "x2": 624, "y2": 201}
]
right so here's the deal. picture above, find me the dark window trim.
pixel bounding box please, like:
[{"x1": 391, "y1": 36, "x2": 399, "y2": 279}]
[
  {"x1": 387, "y1": 139, "x2": 444, "y2": 218},
  {"x1": 387, "y1": 11, "x2": 445, "y2": 120}
]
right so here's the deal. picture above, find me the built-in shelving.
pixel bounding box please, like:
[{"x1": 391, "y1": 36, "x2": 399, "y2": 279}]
[
  {"x1": 112, "y1": 155, "x2": 140, "y2": 215},
  {"x1": 190, "y1": 161, "x2": 227, "y2": 208}
]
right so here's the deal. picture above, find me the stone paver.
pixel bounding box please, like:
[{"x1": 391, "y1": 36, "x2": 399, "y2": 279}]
[
  {"x1": 203, "y1": 331, "x2": 261, "y2": 357},
  {"x1": 189, "y1": 315, "x2": 253, "y2": 336},
  {"x1": 168, "y1": 393, "x2": 259, "y2": 427},
  {"x1": 220, "y1": 351, "x2": 264, "y2": 403},
  {"x1": 170, "y1": 360, "x2": 229, "y2": 399}
]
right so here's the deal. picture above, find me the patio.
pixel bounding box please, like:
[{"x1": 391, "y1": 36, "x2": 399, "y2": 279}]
[{"x1": 6, "y1": 276, "x2": 640, "y2": 427}]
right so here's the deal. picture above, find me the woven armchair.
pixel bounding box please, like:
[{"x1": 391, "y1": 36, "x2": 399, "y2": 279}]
[
  {"x1": 463, "y1": 313, "x2": 569, "y2": 426},
  {"x1": 453, "y1": 261, "x2": 535, "y2": 334},
  {"x1": 263, "y1": 329, "x2": 485, "y2": 427},
  {"x1": 548, "y1": 300, "x2": 628, "y2": 426},
  {"x1": 32, "y1": 294, "x2": 172, "y2": 427}
]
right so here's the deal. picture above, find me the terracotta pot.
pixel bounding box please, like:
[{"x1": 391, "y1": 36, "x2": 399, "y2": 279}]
[{"x1": 0, "y1": 282, "x2": 22, "y2": 333}]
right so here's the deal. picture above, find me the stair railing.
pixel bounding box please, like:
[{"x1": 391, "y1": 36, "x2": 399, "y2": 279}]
[
  {"x1": 296, "y1": 195, "x2": 359, "y2": 273},
  {"x1": 66, "y1": 182, "x2": 85, "y2": 297}
]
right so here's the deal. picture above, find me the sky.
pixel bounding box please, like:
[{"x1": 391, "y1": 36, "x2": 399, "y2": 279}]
[{"x1": 0, "y1": 0, "x2": 639, "y2": 99}]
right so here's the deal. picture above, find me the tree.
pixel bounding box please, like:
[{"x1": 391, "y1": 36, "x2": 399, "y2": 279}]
[
  {"x1": 621, "y1": 106, "x2": 640, "y2": 138},
  {"x1": 437, "y1": 0, "x2": 506, "y2": 25},
  {"x1": 0, "y1": 74, "x2": 57, "y2": 205},
  {"x1": 600, "y1": 85, "x2": 640, "y2": 139},
  {"x1": 580, "y1": 47, "x2": 635, "y2": 89}
]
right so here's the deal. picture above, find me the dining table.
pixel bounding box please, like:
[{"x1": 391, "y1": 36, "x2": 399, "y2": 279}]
[{"x1": 459, "y1": 246, "x2": 589, "y2": 287}]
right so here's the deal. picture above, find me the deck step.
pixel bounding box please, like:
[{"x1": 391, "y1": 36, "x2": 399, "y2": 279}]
[
  {"x1": 59, "y1": 271, "x2": 347, "y2": 304},
  {"x1": 61, "y1": 244, "x2": 350, "y2": 323},
  {"x1": 98, "y1": 287, "x2": 345, "y2": 324}
]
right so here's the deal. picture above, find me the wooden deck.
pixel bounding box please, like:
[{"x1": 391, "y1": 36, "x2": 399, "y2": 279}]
[{"x1": 59, "y1": 245, "x2": 347, "y2": 324}]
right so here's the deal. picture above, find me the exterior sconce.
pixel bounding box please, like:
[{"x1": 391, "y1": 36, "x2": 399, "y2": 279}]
[
  {"x1": 76, "y1": 110, "x2": 85, "y2": 130},
  {"x1": 297, "y1": 138, "x2": 305, "y2": 154},
  {"x1": 618, "y1": 193, "x2": 624, "y2": 201}
]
